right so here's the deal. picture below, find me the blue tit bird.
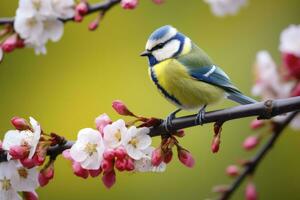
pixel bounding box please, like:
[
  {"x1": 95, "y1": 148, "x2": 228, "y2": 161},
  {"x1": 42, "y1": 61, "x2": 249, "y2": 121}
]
[{"x1": 140, "y1": 25, "x2": 256, "y2": 130}]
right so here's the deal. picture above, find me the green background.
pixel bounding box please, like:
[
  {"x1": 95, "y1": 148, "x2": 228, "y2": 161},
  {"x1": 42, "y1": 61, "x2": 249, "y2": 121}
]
[{"x1": 1, "y1": 0, "x2": 300, "y2": 199}]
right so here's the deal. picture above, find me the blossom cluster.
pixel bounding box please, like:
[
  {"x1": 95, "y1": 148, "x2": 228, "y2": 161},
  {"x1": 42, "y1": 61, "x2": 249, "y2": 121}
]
[
  {"x1": 0, "y1": 0, "x2": 164, "y2": 63},
  {"x1": 63, "y1": 101, "x2": 195, "y2": 188},
  {"x1": 0, "y1": 100, "x2": 195, "y2": 199}
]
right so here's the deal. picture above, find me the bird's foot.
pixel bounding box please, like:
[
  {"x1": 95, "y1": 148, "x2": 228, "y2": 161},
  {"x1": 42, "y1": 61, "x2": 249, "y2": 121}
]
[
  {"x1": 195, "y1": 105, "x2": 207, "y2": 125},
  {"x1": 164, "y1": 109, "x2": 182, "y2": 132}
]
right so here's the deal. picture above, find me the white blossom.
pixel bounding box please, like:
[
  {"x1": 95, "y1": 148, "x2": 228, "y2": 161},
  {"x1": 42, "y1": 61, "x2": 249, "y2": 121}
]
[
  {"x1": 204, "y1": 0, "x2": 248, "y2": 17},
  {"x1": 14, "y1": 0, "x2": 75, "y2": 55},
  {"x1": 0, "y1": 161, "x2": 20, "y2": 200},
  {"x1": 279, "y1": 25, "x2": 300, "y2": 57},
  {"x1": 2, "y1": 117, "x2": 41, "y2": 160},
  {"x1": 70, "y1": 128, "x2": 105, "y2": 170},
  {"x1": 12, "y1": 162, "x2": 39, "y2": 192},
  {"x1": 123, "y1": 126, "x2": 151, "y2": 160},
  {"x1": 103, "y1": 119, "x2": 127, "y2": 149},
  {"x1": 134, "y1": 147, "x2": 166, "y2": 173}
]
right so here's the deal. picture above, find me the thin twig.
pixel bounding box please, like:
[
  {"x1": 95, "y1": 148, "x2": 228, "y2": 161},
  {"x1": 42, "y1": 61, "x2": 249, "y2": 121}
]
[
  {"x1": 219, "y1": 111, "x2": 299, "y2": 200},
  {"x1": 0, "y1": 0, "x2": 121, "y2": 25}
]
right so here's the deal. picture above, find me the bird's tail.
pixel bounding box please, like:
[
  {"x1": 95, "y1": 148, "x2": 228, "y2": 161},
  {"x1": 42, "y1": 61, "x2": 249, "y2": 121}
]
[{"x1": 227, "y1": 92, "x2": 257, "y2": 105}]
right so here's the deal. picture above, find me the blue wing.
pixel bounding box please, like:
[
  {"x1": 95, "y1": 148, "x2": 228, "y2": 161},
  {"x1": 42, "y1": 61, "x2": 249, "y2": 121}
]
[{"x1": 188, "y1": 65, "x2": 256, "y2": 105}]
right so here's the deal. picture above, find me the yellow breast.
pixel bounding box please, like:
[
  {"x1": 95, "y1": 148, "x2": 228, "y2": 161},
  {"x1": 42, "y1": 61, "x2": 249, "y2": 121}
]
[{"x1": 149, "y1": 59, "x2": 224, "y2": 110}]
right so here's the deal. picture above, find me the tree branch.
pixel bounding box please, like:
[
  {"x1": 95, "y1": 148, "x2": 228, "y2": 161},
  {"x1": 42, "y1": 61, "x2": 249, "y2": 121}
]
[
  {"x1": 0, "y1": 96, "x2": 300, "y2": 163},
  {"x1": 219, "y1": 111, "x2": 299, "y2": 200},
  {"x1": 0, "y1": 0, "x2": 121, "y2": 26}
]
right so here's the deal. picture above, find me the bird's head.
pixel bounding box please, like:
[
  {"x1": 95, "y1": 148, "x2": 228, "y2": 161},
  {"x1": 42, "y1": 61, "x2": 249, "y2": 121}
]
[{"x1": 141, "y1": 25, "x2": 192, "y2": 66}]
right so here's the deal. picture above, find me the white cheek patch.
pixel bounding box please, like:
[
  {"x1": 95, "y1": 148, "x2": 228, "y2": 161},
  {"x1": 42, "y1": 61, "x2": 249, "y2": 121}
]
[{"x1": 152, "y1": 39, "x2": 180, "y2": 61}]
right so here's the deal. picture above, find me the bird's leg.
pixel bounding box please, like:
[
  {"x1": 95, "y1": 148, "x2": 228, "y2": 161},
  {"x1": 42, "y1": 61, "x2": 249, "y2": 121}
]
[
  {"x1": 164, "y1": 108, "x2": 182, "y2": 132},
  {"x1": 195, "y1": 105, "x2": 207, "y2": 125}
]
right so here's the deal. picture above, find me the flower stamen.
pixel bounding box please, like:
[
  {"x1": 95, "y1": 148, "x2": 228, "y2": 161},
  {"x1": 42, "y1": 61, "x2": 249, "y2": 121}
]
[
  {"x1": 84, "y1": 142, "x2": 97, "y2": 156},
  {"x1": 0, "y1": 177, "x2": 12, "y2": 191}
]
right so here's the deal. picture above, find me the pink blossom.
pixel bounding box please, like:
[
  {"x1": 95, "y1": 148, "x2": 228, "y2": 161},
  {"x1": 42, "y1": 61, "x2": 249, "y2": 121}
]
[
  {"x1": 20, "y1": 157, "x2": 36, "y2": 169},
  {"x1": 115, "y1": 158, "x2": 126, "y2": 171},
  {"x1": 282, "y1": 53, "x2": 300, "y2": 80},
  {"x1": 89, "y1": 168, "x2": 102, "y2": 177},
  {"x1": 32, "y1": 153, "x2": 45, "y2": 166},
  {"x1": 243, "y1": 135, "x2": 260, "y2": 150},
  {"x1": 103, "y1": 149, "x2": 115, "y2": 160},
  {"x1": 95, "y1": 113, "x2": 112, "y2": 134},
  {"x1": 8, "y1": 145, "x2": 29, "y2": 159},
  {"x1": 250, "y1": 119, "x2": 265, "y2": 130},
  {"x1": 163, "y1": 150, "x2": 173, "y2": 164},
  {"x1": 2, "y1": 34, "x2": 17, "y2": 53},
  {"x1": 178, "y1": 149, "x2": 195, "y2": 168},
  {"x1": 112, "y1": 100, "x2": 134, "y2": 116},
  {"x1": 72, "y1": 162, "x2": 89, "y2": 179},
  {"x1": 38, "y1": 172, "x2": 49, "y2": 187},
  {"x1": 151, "y1": 148, "x2": 163, "y2": 166},
  {"x1": 23, "y1": 191, "x2": 39, "y2": 200},
  {"x1": 62, "y1": 149, "x2": 73, "y2": 161},
  {"x1": 11, "y1": 116, "x2": 30, "y2": 130},
  {"x1": 120, "y1": 0, "x2": 138, "y2": 10},
  {"x1": 211, "y1": 136, "x2": 221, "y2": 153},
  {"x1": 102, "y1": 170, "x2": 116, "y2": 189},
  {"x1": 76, "y1": 2, "x2": 88, "y2": 15},
  {"x1": 226, "y1": 165, "x2": 239, "y2": 177},
  {"x1": 101, "y1": 159, "x2": 114, "y2": 172},
  {"x1": 125, "y1": 157, "x2": 135, "y2": 171},
  {"x1": 245, "y1": 182, "x2": 258, "y2": 200}
]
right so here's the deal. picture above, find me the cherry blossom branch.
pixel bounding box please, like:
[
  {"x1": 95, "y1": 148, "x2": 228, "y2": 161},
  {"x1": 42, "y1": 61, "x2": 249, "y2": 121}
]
[
  {"x1": 0, "y1": 0, "x2": 121, "y2": 26},
  {"x1": 219, "y1": 111, "x2": 299, "y2": 200},
  {"x1": 32, "y1": 96, "x2": 300, "y2": 160}
]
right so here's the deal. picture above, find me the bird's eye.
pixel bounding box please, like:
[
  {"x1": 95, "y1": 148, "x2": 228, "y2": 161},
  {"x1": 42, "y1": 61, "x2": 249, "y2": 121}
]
[{"x1": 156, "y1": 43, "x2": 164, "y2": 49}]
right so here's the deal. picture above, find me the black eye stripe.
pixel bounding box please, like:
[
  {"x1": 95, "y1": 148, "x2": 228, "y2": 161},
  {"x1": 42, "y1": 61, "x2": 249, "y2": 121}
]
[{"x1": 150, "y1": 43, "x2": 165, "y2": 51}]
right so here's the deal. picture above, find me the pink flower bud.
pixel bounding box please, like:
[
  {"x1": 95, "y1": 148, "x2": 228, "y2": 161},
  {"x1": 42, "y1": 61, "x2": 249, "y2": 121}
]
[
  {"x1": 152, "y1": 0, "x2": 164, "y2": 4},
  {"x1": 11, "y1": 116, "x2": 30, "y2": 131},
  {"x1": 178, "y1": 149, "x2": 195, "y2": 168},
  {"x1": 88, "y1": 21, "x2": 98, "y2": 31},
  {"x1": 245, "y1": 182, "x2": 258, "y2": 200},
  {"x1": 89, "y1": 168, "x2": 102, "y2": 177},
  {"x1": 16, "y1": 38, "x2": 25, "y2": 48},
  {"x1": 8, "y1": 145, "x2": 29, "y2": 159},
  {"x1": 74, "y1": 13, "x2": 84, "y2": 22},
  {"x1": 163, "y1": 150, "x2": 173, "y2": 164},
  {"x1": 20, "y1": 158, "x2": 36, "y2": 169},
  {"x1": 211, "y1": 136, "x2": 221, "y2": 153},
  {"x1": 102, "y1": 170, "x2": 116, "y2": 189},
  {"x1": 125, "y1": 157, "x2": 135, "y2": 171},
  {"x1": 250, "y1": 119, "x2": 265, "y2": 130},
  {"x1": 103, "y1": 149, "x2": 115, "y2": 160},
  {"x1": 72, "y1": 162, "x2": 89, "y2": 179},
  {"x1": 101, "y1": 159, "x2": 114, "y2": 172},
  {"x1": 114, "y1": 147, "x2": 127, "y2": 160},
  {"x1": 115, "y1": 158, "x2": 126, "y2": 171},
  {"x1": 38, "y1": 172, "x2": 49, "y2": 187},
  {"x1": 23, "y1": 191, "x2": 38, "y2": 200},
  {"x1": 2, "y1": 35, "x2": 17, "y2": 53},
  {"x1": 151, "y1": 148, "x2": 163, "y2": 166},
  {"x1": 41, "y1": 164, "x2": 54, "y2": 180},
  {"x1": 226, "y1": 165, "x2": 239, "y2": 177},
  {"x1": 120, "y1": 0, "x2": 138, "y2": 9},
  {"x1": 32, "y1": 154, "x2": 45, "y2": 166},
  {"x1": 95, "y1": 113, "x2": 112, "y2": 134},
  {"x1": 243, "y1": 135, "x2": 260, "y2": 151},
  {"x1": 112, "y1": 100, "x2": 134, "y2": 116},
  {"x1": 282, "y1": 53, "x2": 300, "y2": 80},
  {"x1": 76, "y1": 2, "x2": 88, "y2": 15}
]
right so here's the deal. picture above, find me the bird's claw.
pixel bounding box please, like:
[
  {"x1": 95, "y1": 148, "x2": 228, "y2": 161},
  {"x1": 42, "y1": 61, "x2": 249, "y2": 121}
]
[
  {"x1": 195, "y1": 105, "x2": 207, "y2": 125},
  {"x1": 163, "y1": 109, "x2": 181, "y2": 132}
]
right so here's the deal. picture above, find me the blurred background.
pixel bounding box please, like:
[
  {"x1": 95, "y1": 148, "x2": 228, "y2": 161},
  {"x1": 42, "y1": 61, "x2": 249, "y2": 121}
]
[{"x1": 0, "y1": 0, "x2": 300, "y2": 199}]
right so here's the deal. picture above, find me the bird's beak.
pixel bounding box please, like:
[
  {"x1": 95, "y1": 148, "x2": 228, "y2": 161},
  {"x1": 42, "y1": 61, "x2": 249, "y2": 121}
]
[{"x1": 140, "y1": 50, "x2": 151, "y2": 57}]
